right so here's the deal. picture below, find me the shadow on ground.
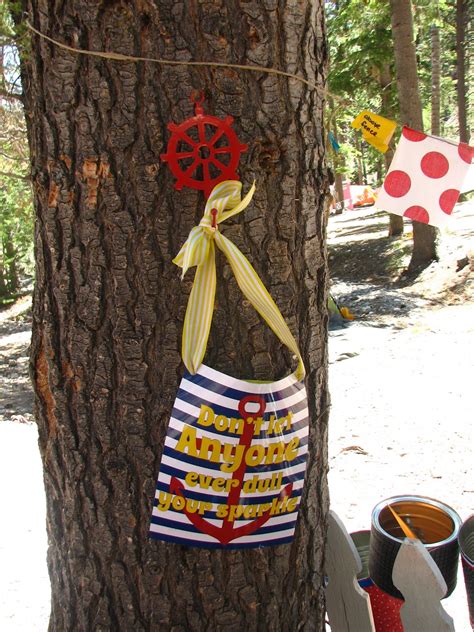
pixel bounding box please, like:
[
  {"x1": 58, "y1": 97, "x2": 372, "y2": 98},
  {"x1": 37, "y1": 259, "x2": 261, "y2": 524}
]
[
  {"x1": 328, "y1": 202, "x2": 474, "y2": 325},
  {"x1": 329, "y1": 234, "x2": 412, "y2": 284}
]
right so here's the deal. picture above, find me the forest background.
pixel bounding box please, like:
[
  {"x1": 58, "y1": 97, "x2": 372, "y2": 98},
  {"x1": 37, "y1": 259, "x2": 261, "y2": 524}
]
[{"x1": 0, "y1": 0, "x2": 472, "y2": 298}]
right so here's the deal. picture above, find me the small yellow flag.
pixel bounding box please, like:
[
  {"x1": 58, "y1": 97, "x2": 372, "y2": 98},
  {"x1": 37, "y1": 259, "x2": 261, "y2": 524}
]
[{"x1": 351, "y1": 110, "x2": 397, "y2": 153}]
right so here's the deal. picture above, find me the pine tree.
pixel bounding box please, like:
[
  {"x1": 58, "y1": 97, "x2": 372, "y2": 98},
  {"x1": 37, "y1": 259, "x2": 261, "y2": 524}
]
[{"x1": 13, "y1": 1, "x2": 330, "y2": 629}]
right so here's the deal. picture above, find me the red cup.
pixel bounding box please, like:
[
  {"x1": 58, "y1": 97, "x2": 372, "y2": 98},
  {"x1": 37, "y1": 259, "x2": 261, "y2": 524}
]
[{"x1": 360, "y1": 578, "x2": 404, "y2": 632}]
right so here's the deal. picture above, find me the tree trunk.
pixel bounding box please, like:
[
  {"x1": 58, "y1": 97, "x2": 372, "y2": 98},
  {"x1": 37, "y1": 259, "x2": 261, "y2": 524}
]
[
  {"x1": 3, "y1": 231, "x2": 20, "y2": 294},
  {"x1": 334, "y1": 170, "x2": 344, "y2": 214},
  {"x1": 456, "y1": 0, "x2": 469, "y2": 143},
  {"x1": 390, "y1": 0, "x2": 438, "y2": 272},
  {"x1": 0, "y1": 258, "x2": 8, "y2": 298},
  {"x1": 360, "y1": 142, "x2": 367, "y2": 183},
  {"x1": 430, "y1": 25, "x2": 441, "y2": 137},
  {"x1": 16, "y1": 1, "x2": 329, "y2": 630},
  {"x1": 385, "y1": 146, "x2": 404, "y2": 237},
  {"x1": 379, "y1": 63, "x2": 403, "y2": 237},
  {"x1": 355, "y1": 133, "x2": 363, "y2": 185},
  {"x1": 327, "y1": 98, "x2": 344, "y2": 215}
]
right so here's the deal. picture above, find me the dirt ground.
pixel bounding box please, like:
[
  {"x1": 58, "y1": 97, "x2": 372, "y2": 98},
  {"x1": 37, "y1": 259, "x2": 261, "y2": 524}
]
[
  {"x1": 0, "y1": 202, "x2": 473, "y2": 630},
  {"x1": 328, "y1": 200, "x2": 474, "y2": 630}
]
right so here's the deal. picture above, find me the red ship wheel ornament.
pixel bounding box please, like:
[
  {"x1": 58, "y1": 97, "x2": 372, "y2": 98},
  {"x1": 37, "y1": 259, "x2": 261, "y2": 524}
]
[{"x1": 161, "y1": 92, "x2": 248, "y2": 198}]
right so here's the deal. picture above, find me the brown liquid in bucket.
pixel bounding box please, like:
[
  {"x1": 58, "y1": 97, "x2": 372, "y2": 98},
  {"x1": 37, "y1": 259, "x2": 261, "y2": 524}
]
[
  {"x1": 380, "y1": 500, "x2": 455, "y2": 544},
  {"x1": 369, "y1": 496, "x2": 461, "y2": 600}
]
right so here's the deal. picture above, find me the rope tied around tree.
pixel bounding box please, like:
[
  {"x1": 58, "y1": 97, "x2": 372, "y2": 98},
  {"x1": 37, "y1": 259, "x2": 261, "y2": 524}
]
[{"x1": 25, "y1": 21, "x2": 323, "y2": 95}]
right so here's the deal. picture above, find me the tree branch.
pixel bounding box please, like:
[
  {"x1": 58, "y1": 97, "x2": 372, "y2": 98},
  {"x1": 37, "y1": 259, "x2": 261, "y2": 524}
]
[
  {"x1": 0, "y1": 149, "x2": 27, "y2": 162},
  {"x1": 0, "y1": 170, "x2": 30, "y2": 181},
  {"x1": 0, "y1": 87, "x2": 24, "y2": 103}
]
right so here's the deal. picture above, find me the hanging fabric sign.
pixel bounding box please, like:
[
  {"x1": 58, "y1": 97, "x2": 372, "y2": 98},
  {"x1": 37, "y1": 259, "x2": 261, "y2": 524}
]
[
  {"x1": 149, "y1": 180, "x2": 309, "y2": 548},
  {"x1": 460, "y1": 161, "x2": 474, "y2": 193},
  {"x1": 351, "y1": 110, "x2": 397, "y2": 153},
  {"x1": 376, "y1": 127, "x2": 474, "y2": 227},
  {"x1": 148, "y1": 364, "x2": 308, "y2": 548}
]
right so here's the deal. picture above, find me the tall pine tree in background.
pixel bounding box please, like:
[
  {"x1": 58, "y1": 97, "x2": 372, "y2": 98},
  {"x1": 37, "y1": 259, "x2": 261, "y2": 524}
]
[
  {"x1": 390, "y1": 0, "x2": 439, "y2": 271},
  {"x1": 456, "y1": 0, "x2": 470, "y2": 143},
  {"x1": 327, "y1": 0, "x2": 470, "y2": 271},
  {"x1": 0, "y1": 11, "x2": 33, "y2": 298}
]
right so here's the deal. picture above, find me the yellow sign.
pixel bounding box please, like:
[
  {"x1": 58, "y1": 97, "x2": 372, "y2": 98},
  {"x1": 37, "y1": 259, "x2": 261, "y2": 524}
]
[{"x1": 351, "y1": 110, "x2": 397, "y2": 153}]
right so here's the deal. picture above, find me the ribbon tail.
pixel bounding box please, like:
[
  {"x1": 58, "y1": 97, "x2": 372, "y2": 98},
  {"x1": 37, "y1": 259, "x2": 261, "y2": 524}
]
[
  {"x1": 215, "y1": 232, "x2": 305, "y2": 379},
  {"x1": 173, "y1": 241, "x2": 188, "y2": 269},
  {"x1": 181, "y1": 241, "x2": 216, "y2": 374},
  {"x1": 219, "y1": 181, "x2": 256, "y2": 223},
  {"x1": 173, "y1": 227, "x2": 210, "y2": 278}
]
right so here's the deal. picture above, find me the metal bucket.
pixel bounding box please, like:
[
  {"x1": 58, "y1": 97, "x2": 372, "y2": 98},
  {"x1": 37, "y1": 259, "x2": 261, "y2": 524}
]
[
  {"x1": 459, "y1": 514, "x2": 474, "y2": 628},
  {"x1": 369, "y1": 495, "x2": 461, "y2": 600},
  {"x1": 350, "y1": 530, "x2": 371, "y2": 581}
]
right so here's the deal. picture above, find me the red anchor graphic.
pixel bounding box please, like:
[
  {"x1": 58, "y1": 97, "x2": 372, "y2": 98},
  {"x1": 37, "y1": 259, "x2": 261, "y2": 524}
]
[{"x1": 170, "y1": 395, "x2": 294, "y2": 545}]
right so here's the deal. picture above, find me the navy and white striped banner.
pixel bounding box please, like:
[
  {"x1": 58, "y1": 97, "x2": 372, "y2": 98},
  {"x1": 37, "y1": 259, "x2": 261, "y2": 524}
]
[{"x1": 149, "y1": 364, "x2": 309, "y2": 548}]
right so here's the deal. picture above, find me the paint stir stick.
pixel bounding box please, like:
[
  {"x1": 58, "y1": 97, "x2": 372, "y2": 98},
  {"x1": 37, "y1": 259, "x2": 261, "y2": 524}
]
[{"x1": 389, "y1": 505, "x2": 418, "y2": 539}]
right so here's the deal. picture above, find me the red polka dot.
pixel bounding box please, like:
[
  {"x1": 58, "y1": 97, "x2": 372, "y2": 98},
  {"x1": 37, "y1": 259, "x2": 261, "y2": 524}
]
[
  {"x1": 402, "y1": 127, "x2": 427, "y2": 142},
  {"x1": 384, "y1": 170, "x2": 411, "y2": 197},
  {"x1": 458, "y1": 143, "x2": 474, "y2": 164},
  {"x1": 439, "y1": 189, "x2": 460, "y2": 215},
  {"x1": 404, "y1": 205, "x2": 430, "y2": 223},
  {"x1": 421, "y1": 151, "x2": 449, "y2": 178}
]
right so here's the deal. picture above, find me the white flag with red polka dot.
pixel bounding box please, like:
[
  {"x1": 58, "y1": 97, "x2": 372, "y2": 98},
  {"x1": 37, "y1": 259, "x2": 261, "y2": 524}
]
[{"x1": 376, "y1": 127, "x2": 474, "y2": 228}]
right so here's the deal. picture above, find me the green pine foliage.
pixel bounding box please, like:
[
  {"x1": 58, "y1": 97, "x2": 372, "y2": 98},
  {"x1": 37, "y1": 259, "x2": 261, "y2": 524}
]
[
  {"x1": 325, "y1": 0, "x2": 465, "y2": 186},
  {"x1": 413, "y1": 1, "x2": 463, "y2": 140},
  {"x1": 0, "y1": 175, "x2": 34, "y2": 298},
  {"x1": 326, "y1": 0, "x2": 397, "y2": 185},
  {"x1": 1, "y1": 9, "x2": 33, "y2": 300},
  {"x1": 326, "y1": 0, "x2": 394, "y2": 97}
]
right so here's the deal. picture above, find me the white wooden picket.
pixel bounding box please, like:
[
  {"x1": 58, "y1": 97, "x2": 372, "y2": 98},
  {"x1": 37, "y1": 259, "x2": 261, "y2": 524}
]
[
  {"x1": 325, "y1": 511, "x2": 375, "y2": 631},
  {"x1": 393, "y1": 538, "x2": 455, "y2": 632},
  {"x1": 325, "y1": 510, "x2": 456, "y2": 632}
]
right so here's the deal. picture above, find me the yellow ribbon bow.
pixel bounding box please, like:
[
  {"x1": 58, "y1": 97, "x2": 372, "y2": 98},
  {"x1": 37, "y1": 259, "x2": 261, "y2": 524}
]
[{"x1": 173, "y1": 180, "x2": 305, "y2": 380}]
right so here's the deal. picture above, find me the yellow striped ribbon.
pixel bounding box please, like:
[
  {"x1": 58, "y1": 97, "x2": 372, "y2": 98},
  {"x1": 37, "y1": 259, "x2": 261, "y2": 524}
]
[{"x1": 173, "y1": 180, "x2": 305, "y2": 380}]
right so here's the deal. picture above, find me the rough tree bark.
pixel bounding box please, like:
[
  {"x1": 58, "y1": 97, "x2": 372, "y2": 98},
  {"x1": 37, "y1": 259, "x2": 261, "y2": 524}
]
[
  {"x1": 390, "y1": 0, "x2": 439, "y2": 272},
  {"x1": 456, "y1": 0, "x2": 470, "y2": 143},
  {"x1": 16, "y1": 1, "x2": 329, "y2": 630}
]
